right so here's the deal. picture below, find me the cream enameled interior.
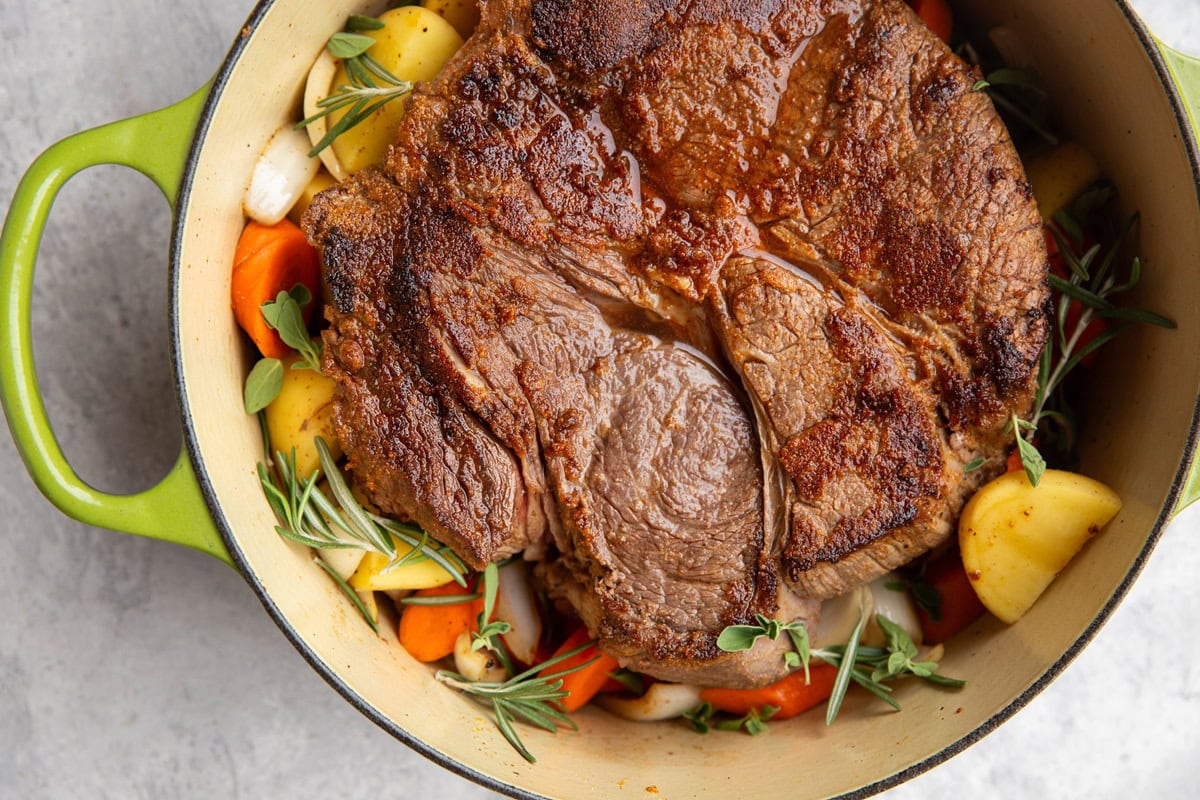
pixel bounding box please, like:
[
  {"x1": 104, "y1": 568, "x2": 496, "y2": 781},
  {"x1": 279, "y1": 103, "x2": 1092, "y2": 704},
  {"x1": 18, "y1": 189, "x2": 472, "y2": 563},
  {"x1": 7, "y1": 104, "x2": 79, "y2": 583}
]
[{"x1": 174, "y1": 1, "x2": 1200, "y2": 798}]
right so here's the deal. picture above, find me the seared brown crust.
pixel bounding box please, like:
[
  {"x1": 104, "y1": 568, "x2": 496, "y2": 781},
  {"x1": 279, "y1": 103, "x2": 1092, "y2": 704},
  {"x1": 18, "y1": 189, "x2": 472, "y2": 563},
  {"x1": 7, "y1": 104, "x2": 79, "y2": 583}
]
[{"x1": 304, "y1": 0, "x2": 1048, "y2": 683}]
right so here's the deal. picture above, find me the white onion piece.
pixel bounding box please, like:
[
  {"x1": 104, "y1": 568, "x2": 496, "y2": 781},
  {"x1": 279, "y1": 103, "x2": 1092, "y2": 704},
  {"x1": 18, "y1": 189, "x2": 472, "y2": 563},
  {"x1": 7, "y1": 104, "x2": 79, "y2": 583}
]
[
  {"x1": 318, "y1": 548, "x2": 366, "y2": 583},
  {"x1": 811, "y1": 584, "x2": 873, "y2": 650},
  {"x1": 863, "y1": 572, "x2": 923, "y2": 647},
  {"x1": 596, "y1": 683, "x2": 702, "y2": 722},
  {"x1": 494, "y1": 560, "x2": 542, "y2": 665},
  {"x1": 243, "y1": 123, "x2": 320, "y2": 225},
  {"x1": 453, "y1": 630, "x2": 507, "y2": 682},
  {"x1": 303, "y1": 48, "x2": 349, "y2": 182}
]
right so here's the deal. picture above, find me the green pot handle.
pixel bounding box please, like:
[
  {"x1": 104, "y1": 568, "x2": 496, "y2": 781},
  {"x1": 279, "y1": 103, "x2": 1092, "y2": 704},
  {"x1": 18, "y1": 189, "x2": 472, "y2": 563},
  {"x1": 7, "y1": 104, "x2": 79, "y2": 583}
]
[
  {"x1": 1158, "y1": 42, "x2": 1200, "y2": 515},
  {"x1": 0, "y1": 83, "x2": 231, "y2": 565}
]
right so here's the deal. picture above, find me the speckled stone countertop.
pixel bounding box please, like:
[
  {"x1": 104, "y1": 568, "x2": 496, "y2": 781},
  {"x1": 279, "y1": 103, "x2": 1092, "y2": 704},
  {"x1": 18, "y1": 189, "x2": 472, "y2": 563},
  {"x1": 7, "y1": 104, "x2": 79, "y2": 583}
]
[{"x1": 1, "y1": 1, "x2": 1198, "y2": 798}]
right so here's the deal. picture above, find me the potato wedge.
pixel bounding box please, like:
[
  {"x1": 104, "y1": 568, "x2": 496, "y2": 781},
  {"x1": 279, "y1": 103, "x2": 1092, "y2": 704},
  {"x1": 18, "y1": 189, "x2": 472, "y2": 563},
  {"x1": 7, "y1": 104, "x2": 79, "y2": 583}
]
[
  {"x1": 349, "y1": 550, "x2": 458, "y2": 592},
  {"x1": 959, "y1": 469, "x2": 1122, "y2": 624},
  {"x1": 264, "y1": 357, "x2": 342, "y2": 480},
  {"x1": 1025, "y1": 141, "x2": 1101, "y2": 220},
  {"x1": 329, "y1": 7, "x2": 463, "y2": 174}
]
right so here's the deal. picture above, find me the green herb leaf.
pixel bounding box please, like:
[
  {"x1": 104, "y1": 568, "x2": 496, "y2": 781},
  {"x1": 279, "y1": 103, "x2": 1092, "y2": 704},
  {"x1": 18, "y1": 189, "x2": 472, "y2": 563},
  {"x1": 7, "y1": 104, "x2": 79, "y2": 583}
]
[
  {"x1": 605, "y1": 669, "x2": 646, "y2": 695},
  {"x1": 472, "y1": 562, "x2": 515, "y2": 673},
  {"x1": 962, "y1": 457, "x2": 986, "y2": 473},
  {"x1": 984, "y1": 67, "x2": 1047, "y2": 94},
  {"x1": 259, "y1": 285, "x2": 323, "y2": 371},
  {"x1": 297, "y1": 23, "x2": 414, "y2": 157},
  {"x1": 715, "y1": 705, "x2": 778, "y2": 736},
  {"x1": 327, "y1": 31, "x2": 377, "y2": 59},
  {"x1": 244, "y1": 357, "x2": 284, "y2": 414},
  {"x1": 346, "y1": 14, "x2": 385, "y2": 32},
  {"x1": 784, "y1": 624, "x2": 812, "y2": 682},
  {"x1": 257, "y1": 437, "x2": 468, "y2": 623},
  {"x1": 824, "y1": 612, "x2": 866, "y2": 725},
  {"x1": 683, "y1": 702, "x2": 714, "y2": 734},
  {"x1": 716, "y1": 624, "x2": 770, "y2": 652},
  {"x1": 399, "y1": 592, "x2": 482, "y2": 606},
  {"x1": 888, "y1": 577, "x2": 942, "y2": 622},
  {"x1": 436, "y1": 640, "x2": 596, "y2": 763},
  {"x1": 1012, "y1": 417, "x2": 1047, "y2": 487}
]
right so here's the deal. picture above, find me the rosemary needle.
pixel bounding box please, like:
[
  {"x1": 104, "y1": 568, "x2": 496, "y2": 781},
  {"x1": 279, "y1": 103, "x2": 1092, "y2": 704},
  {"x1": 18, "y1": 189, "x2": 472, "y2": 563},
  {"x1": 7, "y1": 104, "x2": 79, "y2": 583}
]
[
  {"x1": 296, "y1": 23, "x2": 414, "y2": 157},
  {"x1": 258, "y1": 437, "x2": 468, "y2": 628},
  {"x1": 437, "y1": 641, "x2": 599, "y2": 763}
]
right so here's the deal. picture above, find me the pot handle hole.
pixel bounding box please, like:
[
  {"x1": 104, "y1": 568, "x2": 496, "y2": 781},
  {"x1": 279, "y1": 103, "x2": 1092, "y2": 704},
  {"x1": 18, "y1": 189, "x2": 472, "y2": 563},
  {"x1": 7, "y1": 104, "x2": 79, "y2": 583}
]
[{"x1": 0, "y1": 84, "x2": 232, "y2": 566}]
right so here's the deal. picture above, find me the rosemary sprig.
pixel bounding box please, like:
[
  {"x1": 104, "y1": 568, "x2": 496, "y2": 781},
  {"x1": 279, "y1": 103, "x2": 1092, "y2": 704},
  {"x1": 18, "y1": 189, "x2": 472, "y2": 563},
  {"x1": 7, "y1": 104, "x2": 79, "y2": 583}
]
[
  {"x1": 296, "y1": 18, "x2": 414, "y2": 157},
  {"x1": 436, "y1": 640, "x2": 598, "y2": 763},
  {"x1": 958, "y1": 39, "x2": 1060, "y2": 148},
  {"x1": 1010, "y1": 187, "x2": 1175, "y2": 485},
  {"x1": 259, "y1": 437, "x2": 468, "y2": 627}
]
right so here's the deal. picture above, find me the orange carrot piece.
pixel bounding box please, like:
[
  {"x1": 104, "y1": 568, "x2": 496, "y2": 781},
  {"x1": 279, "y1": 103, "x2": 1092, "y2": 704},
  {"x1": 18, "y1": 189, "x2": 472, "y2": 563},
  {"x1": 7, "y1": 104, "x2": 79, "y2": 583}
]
[
  {"x1": 915, "y1": 548, "x2": 987, "y2": 644},
  {"x1": 1005, "y1": 448, "x2": 1023, "y2": 473},
  {"x1": 700, "y1": 663, "x2": 838, "y2": 720},
  {"x1": 909, "y1": 0, "x2": 953, "y2": 43},
  {"x1": 231, "y1": 219, "x2": 320, "y2": 359},
  {"x1": 598, "y1": 676, "x2": 626, "y2": 693},
  {"x1": 540, "y1": 627, "x2": 620, "y2": 712},
  {"x1": 397, "y1": 582, "x2": 482, "y2": 663}
]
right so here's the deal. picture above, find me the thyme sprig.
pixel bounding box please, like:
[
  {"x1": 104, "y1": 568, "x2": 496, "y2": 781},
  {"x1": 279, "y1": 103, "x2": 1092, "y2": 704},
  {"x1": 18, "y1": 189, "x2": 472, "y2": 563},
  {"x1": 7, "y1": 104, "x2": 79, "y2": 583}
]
[
  {"x1": 436, "y1": 640, "x2": 598, "y2": 763},
  {"x1": 258, "y1": 437, "x2": 468, "y2": 626},
  {"x1": 296, "y1": 18, "x2": 414, "y2": 157}
]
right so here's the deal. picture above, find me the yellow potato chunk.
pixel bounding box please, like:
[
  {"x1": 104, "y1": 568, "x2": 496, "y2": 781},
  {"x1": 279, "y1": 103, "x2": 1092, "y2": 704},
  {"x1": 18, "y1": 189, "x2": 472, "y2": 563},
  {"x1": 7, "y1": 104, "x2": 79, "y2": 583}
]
[
  {"x1": 1025, "y1": 141, "x2": 1102, "y2": 220},
  {"x1": 265, "y1": 357, "x2": 342, "y2": 480},
  {"x1": 348, "y1": 550, "x2": 457, "y2": 592},
  {"x1": 421, "y1": 0, "x2": 480, "y2": 39},
  {"x1": 329, "y1": 7, "x2": 464, "y2": 174},
  {"x1": 959, "y1": 469, "x2": 1122, "y2": 624},
  {"x1": 287, "y1": 169, "x2": 337, "y2": 225}
]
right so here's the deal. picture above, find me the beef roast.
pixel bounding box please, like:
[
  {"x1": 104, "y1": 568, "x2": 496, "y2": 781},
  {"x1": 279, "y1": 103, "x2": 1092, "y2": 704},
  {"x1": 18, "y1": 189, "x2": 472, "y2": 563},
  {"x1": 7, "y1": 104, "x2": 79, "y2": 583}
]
[{"x1": 303, "y1": 0, "x2": 1049, "y2": 687}]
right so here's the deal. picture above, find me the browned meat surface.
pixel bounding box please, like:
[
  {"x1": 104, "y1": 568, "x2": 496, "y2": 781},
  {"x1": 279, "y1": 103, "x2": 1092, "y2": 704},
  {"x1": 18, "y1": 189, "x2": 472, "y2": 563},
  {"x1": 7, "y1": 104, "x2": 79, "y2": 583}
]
[{"x1": 304, "y1": 0, "x2": 1048, "y2": 686}]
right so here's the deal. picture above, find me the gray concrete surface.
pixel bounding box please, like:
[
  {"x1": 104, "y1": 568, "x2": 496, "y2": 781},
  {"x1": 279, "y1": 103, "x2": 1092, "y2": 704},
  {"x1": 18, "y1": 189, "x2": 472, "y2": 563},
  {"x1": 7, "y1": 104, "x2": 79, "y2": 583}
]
[{"x1": 1, "y1": 1, "x2": 1198, "y2": 797}]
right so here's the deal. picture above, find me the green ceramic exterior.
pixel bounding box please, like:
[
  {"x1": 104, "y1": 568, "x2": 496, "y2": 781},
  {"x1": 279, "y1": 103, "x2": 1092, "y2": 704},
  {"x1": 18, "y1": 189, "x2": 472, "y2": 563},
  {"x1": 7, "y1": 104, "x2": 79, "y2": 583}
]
[
  {"x1": 1159, "y1": 43, "x2": 1200, "y2": 514},
  {"x1": 0, "y1": 84, "x2": 231, "y2": 566},
  {"x1": 0, "y1": 34, "x2": 1198, "y2": 566}
]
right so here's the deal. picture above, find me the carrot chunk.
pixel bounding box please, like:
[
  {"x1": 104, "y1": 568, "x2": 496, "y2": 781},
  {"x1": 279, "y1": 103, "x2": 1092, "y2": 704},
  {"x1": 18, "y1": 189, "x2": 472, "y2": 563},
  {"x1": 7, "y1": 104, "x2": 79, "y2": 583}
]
[
  {"x1": 397, "y1": 582, "x2": 483, "y2": 663},
  {"x1": 915, "y1": 548, "x2": 987, "y2": 644},
  {"x1": 909, "y1": 0, "x2": 953, "y2": 43},
  {"x1": 540, "y1": 627, "x2": 620, "y2": 712},
  {"x1": 231, "y1": 219, "x2": 320, "y2": 359},
  {"x1": 700, "y1": 663, "x2": 838, "y2": 720}
]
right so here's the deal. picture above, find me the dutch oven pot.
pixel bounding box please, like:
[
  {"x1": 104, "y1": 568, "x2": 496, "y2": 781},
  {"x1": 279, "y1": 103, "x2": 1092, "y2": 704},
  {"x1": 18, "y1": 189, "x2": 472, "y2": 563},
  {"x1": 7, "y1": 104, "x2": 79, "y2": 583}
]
[{"x1": 3, "y1": 1, "x2": 1199, "y2": 797}]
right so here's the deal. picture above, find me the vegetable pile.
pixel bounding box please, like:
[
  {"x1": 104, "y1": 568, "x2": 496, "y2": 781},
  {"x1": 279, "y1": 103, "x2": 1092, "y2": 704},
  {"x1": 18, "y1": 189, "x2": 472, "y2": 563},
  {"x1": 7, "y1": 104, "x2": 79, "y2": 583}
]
[{"x1": 230, "y1": 0, "x2": 1173, "y2": 764}]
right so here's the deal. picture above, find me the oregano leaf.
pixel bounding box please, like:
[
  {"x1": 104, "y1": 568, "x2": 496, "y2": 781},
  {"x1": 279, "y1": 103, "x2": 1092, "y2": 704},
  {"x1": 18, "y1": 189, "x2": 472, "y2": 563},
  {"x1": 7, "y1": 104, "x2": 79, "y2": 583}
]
[
  {"x1": 327, "y1": 32, "x2": 376, "y2": 59},
  {"x1": 244, "y1": 357, "x2": 284, "y2": 414}
]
